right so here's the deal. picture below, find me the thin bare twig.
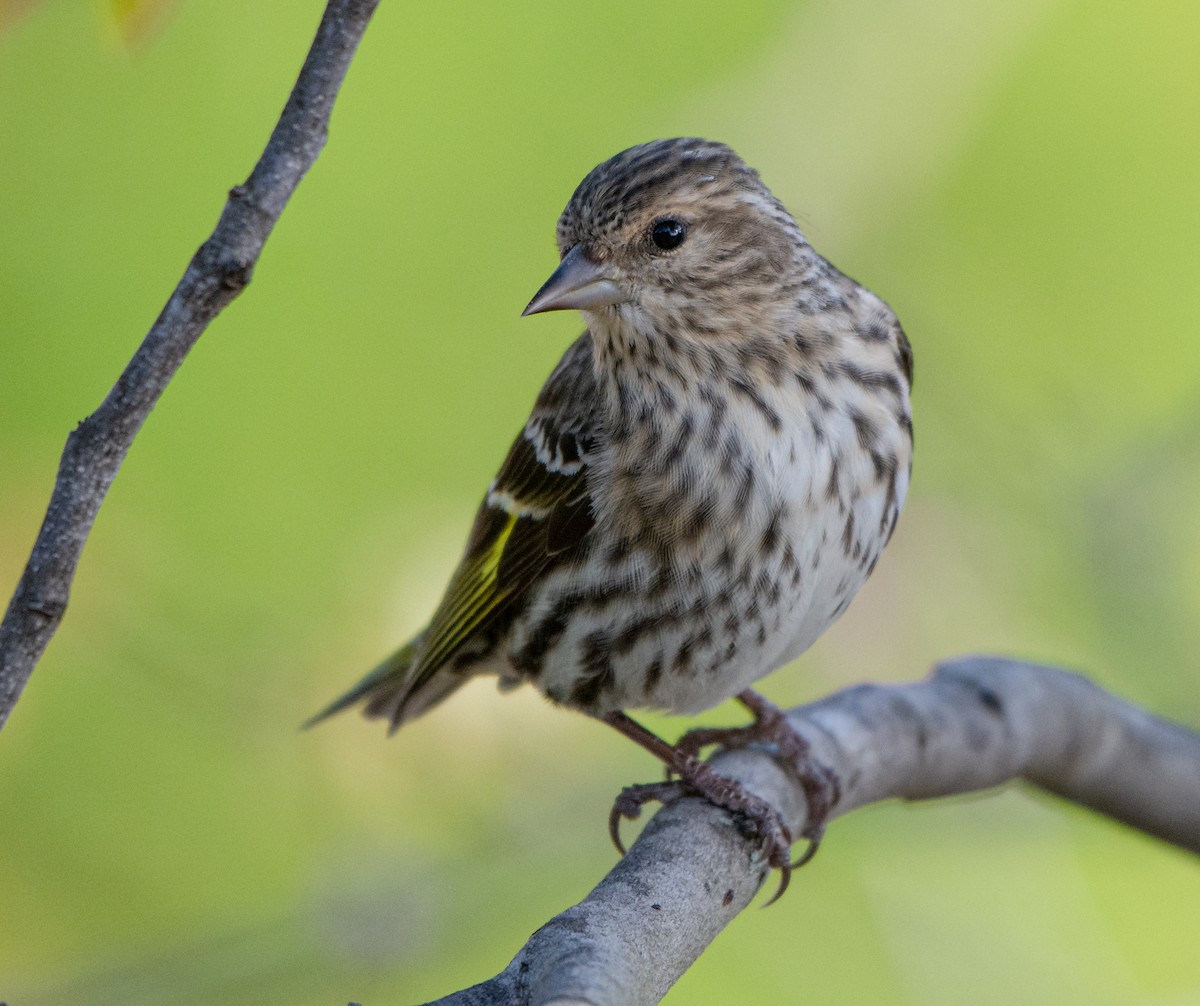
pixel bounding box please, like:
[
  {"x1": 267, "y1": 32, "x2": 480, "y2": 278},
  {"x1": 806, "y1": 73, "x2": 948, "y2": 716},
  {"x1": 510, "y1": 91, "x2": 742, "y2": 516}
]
[
  {"x1": 0, "y1": 0, "x2": 381, "y2": 728},
  {"x1": 423, "y1": 656, "x2": 1200, "y2": 1006}
]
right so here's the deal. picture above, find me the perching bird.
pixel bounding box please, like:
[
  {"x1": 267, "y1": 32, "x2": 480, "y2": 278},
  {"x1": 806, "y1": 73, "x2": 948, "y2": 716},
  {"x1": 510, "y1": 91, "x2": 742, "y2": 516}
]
[{"x1": 310, "y1": 138, "x2": 913, "y2": 888}]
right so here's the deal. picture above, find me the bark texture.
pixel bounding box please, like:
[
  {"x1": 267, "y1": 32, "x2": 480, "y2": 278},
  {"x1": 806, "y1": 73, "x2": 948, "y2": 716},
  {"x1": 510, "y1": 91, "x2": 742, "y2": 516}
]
[
  {"x1": 424, "y1": 656, "x2": 1200, "y2": 1006},
  {"x1": 0, "y1": 0, "x2": 381, "y2": 727}
]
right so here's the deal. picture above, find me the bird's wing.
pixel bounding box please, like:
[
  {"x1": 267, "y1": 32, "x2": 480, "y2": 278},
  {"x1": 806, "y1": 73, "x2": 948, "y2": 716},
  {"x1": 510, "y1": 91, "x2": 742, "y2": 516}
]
[
  {"x1": 399, "y1": 332, "x2": 602, "y2": 695},
  {"x1": 306, "y1": 334, "x2": 602, "y2": 730}
]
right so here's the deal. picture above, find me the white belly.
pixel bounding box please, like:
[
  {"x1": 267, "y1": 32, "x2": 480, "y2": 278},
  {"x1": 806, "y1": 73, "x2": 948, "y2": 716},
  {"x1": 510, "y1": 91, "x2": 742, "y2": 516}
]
[{"x1": 509, "y1": 393, "x2": 910, "y2": 716}]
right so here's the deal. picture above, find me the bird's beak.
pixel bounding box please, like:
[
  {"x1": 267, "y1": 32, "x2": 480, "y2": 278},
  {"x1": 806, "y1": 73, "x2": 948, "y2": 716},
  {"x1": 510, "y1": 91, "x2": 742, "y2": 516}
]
[{"x1": 522, "y1": 244, "x2": 624, "y2": 316}]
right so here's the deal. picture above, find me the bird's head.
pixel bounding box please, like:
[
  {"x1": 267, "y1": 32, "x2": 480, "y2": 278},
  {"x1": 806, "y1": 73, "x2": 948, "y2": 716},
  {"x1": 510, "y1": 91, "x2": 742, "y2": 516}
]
[{"x1": 523, "y1": 138, "x2": 806, "y2": 339}]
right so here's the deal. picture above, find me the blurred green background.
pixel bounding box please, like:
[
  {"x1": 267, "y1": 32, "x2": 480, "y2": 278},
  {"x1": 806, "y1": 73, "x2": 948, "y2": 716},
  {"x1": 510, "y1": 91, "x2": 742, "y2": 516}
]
[{"x1": 3, "y1": 0, "x2": 1199, "y2": 1002}]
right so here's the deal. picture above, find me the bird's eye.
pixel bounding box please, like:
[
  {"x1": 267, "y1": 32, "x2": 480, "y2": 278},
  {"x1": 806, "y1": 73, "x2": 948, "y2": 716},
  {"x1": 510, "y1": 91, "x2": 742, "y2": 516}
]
[{"x1": 650, "y1": 218, "x2": 688, "y2": 251}]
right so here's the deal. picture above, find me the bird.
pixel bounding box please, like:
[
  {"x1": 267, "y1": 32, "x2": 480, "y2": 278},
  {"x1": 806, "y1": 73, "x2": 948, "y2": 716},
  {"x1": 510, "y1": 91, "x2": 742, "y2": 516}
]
[{"x1": 309, "y1": 138, "x2": 913, "y2": 894}]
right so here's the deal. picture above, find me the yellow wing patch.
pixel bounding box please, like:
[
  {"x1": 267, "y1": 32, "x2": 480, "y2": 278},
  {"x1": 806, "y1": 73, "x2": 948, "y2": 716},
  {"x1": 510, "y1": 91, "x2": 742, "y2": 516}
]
[{"x1": 416, "y1": 510, "x2": 519, "y2": 678}]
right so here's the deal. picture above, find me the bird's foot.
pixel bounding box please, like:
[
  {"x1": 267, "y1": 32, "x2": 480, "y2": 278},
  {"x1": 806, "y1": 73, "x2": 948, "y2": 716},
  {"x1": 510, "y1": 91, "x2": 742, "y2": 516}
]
[
  {"x1": 608, "y1": 753, "x2": 796, "y2": 904},
  {"x1": 674, "y1": 689, "x2": 840, "y2": 867}
]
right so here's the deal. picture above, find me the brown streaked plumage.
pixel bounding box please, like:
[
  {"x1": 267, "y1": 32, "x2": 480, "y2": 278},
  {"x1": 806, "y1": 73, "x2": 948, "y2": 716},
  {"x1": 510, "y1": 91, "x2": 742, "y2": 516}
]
[{"x1": 310, "y1": 138, "x2": 914, "y2": 894}]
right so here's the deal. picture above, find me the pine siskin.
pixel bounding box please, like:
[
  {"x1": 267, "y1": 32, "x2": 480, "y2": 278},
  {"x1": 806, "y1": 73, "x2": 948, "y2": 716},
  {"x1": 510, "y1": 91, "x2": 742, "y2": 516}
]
[{"x1": 310, "y1": 138, "x2": 913, "y2": 889}]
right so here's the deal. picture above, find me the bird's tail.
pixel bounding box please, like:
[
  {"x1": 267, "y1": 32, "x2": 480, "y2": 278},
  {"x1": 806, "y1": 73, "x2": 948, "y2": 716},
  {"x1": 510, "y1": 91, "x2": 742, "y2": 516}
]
[{"x1": 304, "y1": 632, "x2": 468, "y2": 733}]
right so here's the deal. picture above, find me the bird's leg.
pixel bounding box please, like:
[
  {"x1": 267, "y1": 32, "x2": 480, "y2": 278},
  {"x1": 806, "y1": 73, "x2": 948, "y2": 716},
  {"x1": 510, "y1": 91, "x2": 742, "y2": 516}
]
[
  {"x1": 674, "y1": 689, "x2": 795, "y2": 759},
  {"x1": 601, "y1": 710, "x2": 795, "y2": 903},
  {"x1": 675, "y1": 688, "x2": 840, "y2": 866}
]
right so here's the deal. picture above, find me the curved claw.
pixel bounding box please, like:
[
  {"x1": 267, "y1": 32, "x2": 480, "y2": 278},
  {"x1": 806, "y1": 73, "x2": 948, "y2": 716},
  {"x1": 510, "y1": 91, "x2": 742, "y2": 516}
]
[
  {"x1": 742, "y1": 811, "x2": 794, "y2": 909},
  {"x1": 608, "y1": 805, "x2": 629, "y2": 856},
  {"x1": 760, "y1": 860, "x2": 793, "y2": 908},
  {"x1": 608, "y1": 781, "x2": 687, "y2": 857},
  {"x1": 600, "y1": 705, "x2": 839, "y2": 907},
  {"x1": 609, "y1": 801, "x2": 628, "y2": 854},
  {"x1": 790, "y1": 833, "x2": 822, "y2": 870}
]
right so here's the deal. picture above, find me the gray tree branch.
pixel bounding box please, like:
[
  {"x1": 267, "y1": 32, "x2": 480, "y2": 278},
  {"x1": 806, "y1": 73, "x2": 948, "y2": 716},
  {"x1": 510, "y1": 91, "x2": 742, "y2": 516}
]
[
  {"x1": 425, "y1": 656, "x2": 1200, "y2": 1006},
  {"x1": 0, "y1": 0, "x2": 381, "y2": 728}
]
